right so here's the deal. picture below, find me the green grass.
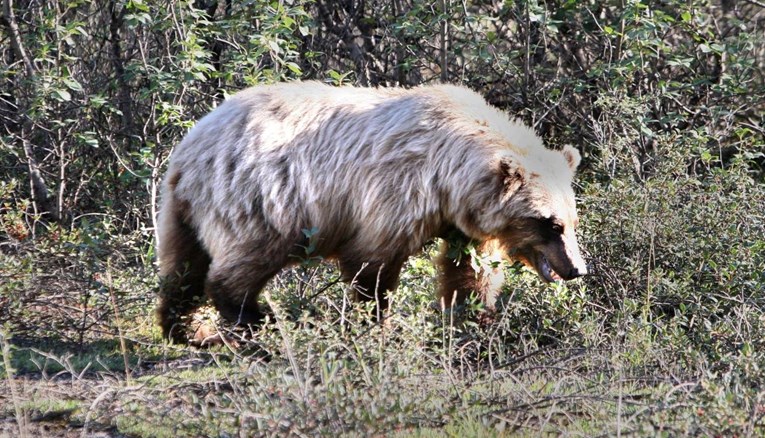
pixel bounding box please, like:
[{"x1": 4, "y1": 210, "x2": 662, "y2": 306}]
[{"x1": 2, "y1": 243, "x2": 763, "y2": 436}]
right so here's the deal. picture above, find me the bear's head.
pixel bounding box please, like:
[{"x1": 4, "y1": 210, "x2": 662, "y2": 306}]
[{"x1": 475, "y1": 144, "x2": 588, "y2": 282}]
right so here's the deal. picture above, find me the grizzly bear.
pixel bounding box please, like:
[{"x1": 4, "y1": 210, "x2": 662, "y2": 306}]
[{"x1": 157, "y1": 81, "x2": 587, "y2": 342}]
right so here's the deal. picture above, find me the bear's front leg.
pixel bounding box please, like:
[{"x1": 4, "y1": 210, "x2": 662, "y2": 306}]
[{"x1": 436, "y1": 238, "x2": 506, "y2": 312}]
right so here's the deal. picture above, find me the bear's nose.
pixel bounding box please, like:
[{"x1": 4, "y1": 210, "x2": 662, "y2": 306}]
[{"x1": 568, "y1": 265, "x2": 588, "y2": 279}]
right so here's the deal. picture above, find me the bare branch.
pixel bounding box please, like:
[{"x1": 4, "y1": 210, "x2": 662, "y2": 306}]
[
  {"x1": 2, "y1": 0, "x2": 35, "y2": 76},
  {"x1": 2, "y1": 0, "x2": 57, "y2": 222}
]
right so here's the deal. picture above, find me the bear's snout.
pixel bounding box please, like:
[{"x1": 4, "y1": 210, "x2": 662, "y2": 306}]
[{"x1": 565, "y1": 265, "x2": 587, "y2": 280}]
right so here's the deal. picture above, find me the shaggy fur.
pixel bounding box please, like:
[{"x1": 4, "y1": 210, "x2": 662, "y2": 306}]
[{"x1": 157, "y1": 81, "x2": 587, "y2": 341}]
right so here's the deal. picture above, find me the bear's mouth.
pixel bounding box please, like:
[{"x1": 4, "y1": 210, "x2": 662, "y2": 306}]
[
  {"x1": 511, "y1": 248, "x2": 565, "y2": 283},
  {"x1": 539, "y1": 255, "x2": 563, "y2": 283}
]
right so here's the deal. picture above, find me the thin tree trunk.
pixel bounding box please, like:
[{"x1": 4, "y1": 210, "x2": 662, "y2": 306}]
[
  {"x1": 440, "y1": 0, "x2": 449, "y2": 83},
  {"x1": 3, "y1": 0, "x2": 33, "y2": 76},
  {"x1": 3, "y1": 0, "x2": 57, "y2": 221},
  {"x1": 109, "y1": 0, "x2": 133, "y2": 134}
]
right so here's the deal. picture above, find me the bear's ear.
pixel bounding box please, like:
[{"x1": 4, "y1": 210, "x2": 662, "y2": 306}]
[
  {"x1": 562, "y1": 144, "x2": 582, "y2": 170},
  {"x1": 498, "y1": 156, "x2": 525, "y2": 200}
]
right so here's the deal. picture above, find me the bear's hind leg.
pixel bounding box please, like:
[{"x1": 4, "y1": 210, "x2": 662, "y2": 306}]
[
  {"x1": 157, "y1": 220, "x2": 211, "y2": 343},
  {"x1": 204, "y1": 242, "x2": 292, "y2": 327}
]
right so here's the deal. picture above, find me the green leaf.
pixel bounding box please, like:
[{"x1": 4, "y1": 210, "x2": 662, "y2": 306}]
[
  {"x1": 52, "y1": 89, "x2": 71, "y2": 102},
  {"x1": 64, "y1": 78, "x2": 83, "y2": 92},
  {"x1": 667, "y1": 57, "x2": 693, "y2": 67},
  {"x1": 88, "y1": 95, "x2": 106, "y2": 108},
  {"x1": 128, "y1": 0, "x2": 150, "y2": 12},
  {"x1": 285, "y1": 62, "x2": 302, "y2": 75},
  {"x1": 267, "y1": 39, "x2": 281, "y2": 54}
]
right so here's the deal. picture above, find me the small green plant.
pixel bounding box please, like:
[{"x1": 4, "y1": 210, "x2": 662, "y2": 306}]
[{"x1": 290, "y1": 227, "x2": 324, "y2": 268}]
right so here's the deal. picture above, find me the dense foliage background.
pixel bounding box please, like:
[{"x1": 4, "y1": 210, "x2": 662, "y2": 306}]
[{"x1": 1, "y1": 0, "x2": 764, "y2": 436}]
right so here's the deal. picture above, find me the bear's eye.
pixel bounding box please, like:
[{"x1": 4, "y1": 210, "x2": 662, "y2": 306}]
[{"x1": 536, "y1": 217, "x2": 565, "y2": 236}]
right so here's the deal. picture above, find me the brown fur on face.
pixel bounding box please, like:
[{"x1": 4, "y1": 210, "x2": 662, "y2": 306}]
[{"x1": 156, "y1": 82, "x2": 586, "y2": 342}]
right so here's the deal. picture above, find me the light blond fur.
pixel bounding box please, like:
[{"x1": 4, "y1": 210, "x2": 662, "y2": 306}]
[{"x1": 157, "y1": 81, "x2": 586, "y2": 340}]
